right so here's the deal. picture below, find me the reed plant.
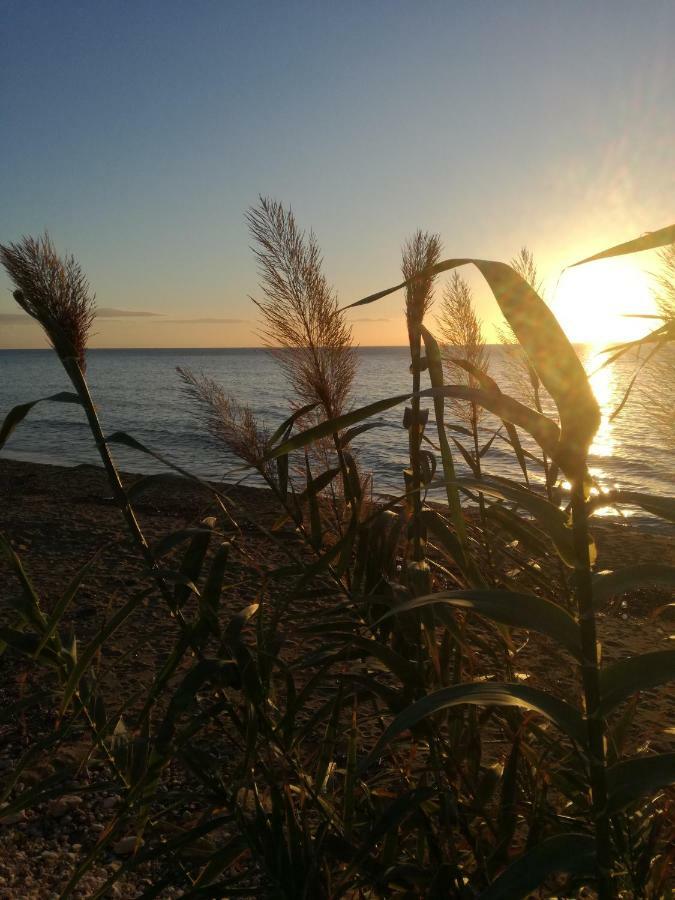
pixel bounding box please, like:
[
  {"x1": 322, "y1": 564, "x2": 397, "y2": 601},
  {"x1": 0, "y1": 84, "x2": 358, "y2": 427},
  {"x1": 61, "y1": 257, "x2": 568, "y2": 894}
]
[{"x1": 0, "y1": 220, "x2": 674, "y2": 898}]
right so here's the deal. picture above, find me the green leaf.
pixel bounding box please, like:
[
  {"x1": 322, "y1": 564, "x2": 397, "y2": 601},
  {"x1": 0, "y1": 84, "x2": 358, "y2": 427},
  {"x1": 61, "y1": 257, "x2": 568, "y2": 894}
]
[
  {"x1": 349, "y1": 257, "x2": 599, "y2": 477},
  {"x1": 198, "y1": 542, "x2": 230, "y2": 638},
  {"x1": 60, "y1": 588, "x2": 153, "y2": 716},
  {"x1": 338, "y1": 421, "x2": 395, "y2": 448},
  {"x1": 484, "y1": 504, "x2": 551, "y2": 559},
  {"x1": 321, "y1": 634, "x2": 418, "y2": 687},
  {"x1": 0, "y1": 627, "x2": 60, "y2": 667},
  {"x1": 0, "y1": 533, "x2": 48, "y2": 634},
  {"x1": 599, "y1": 650, "x2": 675, "y2": 716},
  {"x1": 173, "y1": 519, "x2": 215, "y2": 608},
  {"x1": 106, "y1": 431, "x2": 221, "y2": 494},
  {"x1": 304, "y1": 455, "x2": 323, "y2": 550},
  {"x1": 265, "y1": 393, "x2": 412, "y2": 460},
  {"x1": 374, "y1": 590, "x2": 582, "y2": 661},
  {"x1": 224, "y1": 603, "x2": 259, "y2": 646},
  {"x1": 572, "y1": 223, "x2": 675, "y2": 266},
  {"x1": 587, "y1": 490, "x2": 675, "y2": 523},
  {"x1": 267, "y1": 402, "x2": 319, "y2": 448},
  {"x1": 607, "y1": 753, "x2": 675, "y2": 813},
  {"x1": 443, "y1": 475, "x2": 577, "y2": 566},
  {"x1": 361, "y1": 682, "x2": 587, "y2": 772},
  {"x1": 420, "y1": 327, "x2": 469, "y2": 556},
  {"x1": 421, "y1": 386, "x2": 560, "y2": 462},
  {"x1": 0, "y1": 392, "x2": 81, "y2": 450},
  {"x1": 342, "y1": 786, "x2": 437, "y2": 879},
  {"x1": 592, "y1": 565, "x2": 675, "y2": 605},
  {"x1": 152, "y1": 527, "x2": 218, "y2": 560},
  {"x1": 479, "y1": 833, "x2": 596, "y2": 899},
  {"x1": 503, "y1": 422, "x2": 529, "y2": 483},
  {"x1": 420, "y1": 509, "x2": 469, "y2": 579},
  {"x1": 35, "y1": 546, "x2": 103, "y2": 658},
  {"x1": 265, "y1": 383, "x2": 561, "y2": 475}
]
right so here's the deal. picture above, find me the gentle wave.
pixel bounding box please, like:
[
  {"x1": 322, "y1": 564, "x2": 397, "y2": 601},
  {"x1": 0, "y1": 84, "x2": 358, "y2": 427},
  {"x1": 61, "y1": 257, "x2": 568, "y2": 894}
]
[{"x1": 1, "y1": 347, "x2": 672, "y2": 509}]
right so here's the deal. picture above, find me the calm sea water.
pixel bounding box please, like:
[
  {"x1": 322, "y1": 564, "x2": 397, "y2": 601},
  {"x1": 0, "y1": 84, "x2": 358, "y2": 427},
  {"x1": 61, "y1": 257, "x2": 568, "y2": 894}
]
[{"x1": 0, "y1": 347, "x2": 672, "y2": 514}]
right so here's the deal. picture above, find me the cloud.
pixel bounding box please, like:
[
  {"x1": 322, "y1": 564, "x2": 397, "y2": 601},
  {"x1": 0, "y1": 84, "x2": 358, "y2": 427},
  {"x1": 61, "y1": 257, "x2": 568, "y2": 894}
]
[
  {"x1": 96, "y1": 307, "x2": 161, "y2": 318},
  {"x1": 159, "y1": 317, "x2": 247, "y2": 325},
  {"x1": 0, "y1": 311, "x2": 246, "y2": 326},
  {"x1": 350, "y1": 317, "x2": 390, "y2": 323},
  {"x1": 0, "y1": 313, "x2": 35, "y2": 324}
]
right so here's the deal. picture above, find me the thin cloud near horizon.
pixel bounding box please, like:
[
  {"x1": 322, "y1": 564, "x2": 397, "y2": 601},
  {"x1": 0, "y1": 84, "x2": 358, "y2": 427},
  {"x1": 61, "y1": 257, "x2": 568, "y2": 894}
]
[
  {"x1": 350, "y1": 317, "x2": 390, "y2": 323},
  {"x1": 0, "y1": 311, "x2": 247, "y2": 325}
]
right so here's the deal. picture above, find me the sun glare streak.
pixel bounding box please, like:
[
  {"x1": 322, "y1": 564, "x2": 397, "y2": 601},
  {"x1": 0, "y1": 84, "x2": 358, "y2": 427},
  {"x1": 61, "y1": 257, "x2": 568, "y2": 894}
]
[
  {"x1": 588, "y1": 353, "x2": 616, "y2": 462},
  {"x1": 551, "y1": 258, "x2": 657, "y2": 344},
  {"x1": 583, "y1": 345, "x2": 642, "y2": 517}
]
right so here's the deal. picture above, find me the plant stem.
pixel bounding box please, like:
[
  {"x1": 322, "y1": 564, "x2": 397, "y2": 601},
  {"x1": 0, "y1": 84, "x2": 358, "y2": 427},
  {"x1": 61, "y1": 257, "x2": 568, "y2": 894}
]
[
  {"x1": 471, "y1": 403, "x2": 493, "y2": 574},
  {"x1": 409, "y1": 325, "x2": 425, "y2": 564},
  {"x1": 65, "y1": 362, "x2": 192, "y2": 634},
  {"x1": 570, "y1": 481, "x2": 614, "y2": 899}
]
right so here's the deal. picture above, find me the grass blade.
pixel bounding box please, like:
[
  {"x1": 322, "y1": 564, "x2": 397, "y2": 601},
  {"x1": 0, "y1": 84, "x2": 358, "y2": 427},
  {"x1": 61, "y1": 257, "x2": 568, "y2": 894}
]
[
  {"x1": 599, "y1": 650, "x2": 675, "y2": 716},
  {"x1": 480, "y1": 833, "x2": 596, "y2": 899},
  {"x1": 361, "y1": 682, "x2": 587, "y2": 772},
  {"x1": 374, "y1": 589, "x2": 582, "y2": 661},
  {"x1": 0, "y1": 392, "x2": 81, "y2": 450}
]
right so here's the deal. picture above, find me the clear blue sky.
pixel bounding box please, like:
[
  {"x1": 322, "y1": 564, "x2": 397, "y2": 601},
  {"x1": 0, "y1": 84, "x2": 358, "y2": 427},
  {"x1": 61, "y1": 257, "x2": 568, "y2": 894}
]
[{"x1": 1, "y1": 0, "x2": 674, "y2": 347}]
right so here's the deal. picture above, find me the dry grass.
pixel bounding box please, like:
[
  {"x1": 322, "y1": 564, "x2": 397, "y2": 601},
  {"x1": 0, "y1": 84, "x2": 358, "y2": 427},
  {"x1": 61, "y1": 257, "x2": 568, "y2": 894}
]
[
  {"x1": 436, "y1": 271, "x2": 489, "y2": 425},
  {"x1": 401, "y1": 229, "x2": 441, "y2": 340},
  {"x1": 495, "y1": 246, "x2": 554, "y2": 415},
  {"x1": 0, "y1": 233, "x2": 95, "y2": 371},
  {"x1": 247, "y1": 197, "x2": 356, "y2": 421},
  {"x1": 177, "y1": 366, "x2": 274, "y2": 478}
]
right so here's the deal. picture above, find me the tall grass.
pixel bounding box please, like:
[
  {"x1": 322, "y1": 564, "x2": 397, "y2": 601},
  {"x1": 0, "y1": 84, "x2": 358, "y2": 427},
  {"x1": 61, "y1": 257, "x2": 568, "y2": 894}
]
[{"x1": 0, "y1": 220, "x2": 674, "y2": 898}]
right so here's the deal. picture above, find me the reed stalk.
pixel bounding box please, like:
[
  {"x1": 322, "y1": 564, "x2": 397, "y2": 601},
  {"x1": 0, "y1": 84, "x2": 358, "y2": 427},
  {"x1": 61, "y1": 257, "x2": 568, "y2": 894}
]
[
  {"x1": 570, "y1": 480, "x2": 613, "y2": 899},
  {"x1": 0, "y1": 235, "x2": 195, "y2": 638},
  {"x1": 247, "y1": 197, "x2": 358, "y2": 533},
  {"x1": 437, "y1": 271, "x2": 493, "y2": 569},
  {"x1": 402, "y1": 230, "x2": 441, "y2": 568}
]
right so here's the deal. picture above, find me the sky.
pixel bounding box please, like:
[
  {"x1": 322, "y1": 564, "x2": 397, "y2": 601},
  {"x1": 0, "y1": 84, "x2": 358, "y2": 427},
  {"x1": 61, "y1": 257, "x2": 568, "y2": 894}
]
[{"x1": 1, "y1": 0, "x2": 674, "y2": 349}]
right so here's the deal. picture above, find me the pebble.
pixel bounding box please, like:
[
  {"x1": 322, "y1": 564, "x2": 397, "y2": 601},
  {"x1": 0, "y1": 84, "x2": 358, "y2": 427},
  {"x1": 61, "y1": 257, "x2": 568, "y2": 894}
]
[
  {"x1": 46, "y1": 795, "x2": 82, "y2": 818},
  {"x1": 0, "y1": 810, "x2": 25, "y2": 826},
  {"x1": 112, "y1": 835, "x2": 138, "y2": 855}
]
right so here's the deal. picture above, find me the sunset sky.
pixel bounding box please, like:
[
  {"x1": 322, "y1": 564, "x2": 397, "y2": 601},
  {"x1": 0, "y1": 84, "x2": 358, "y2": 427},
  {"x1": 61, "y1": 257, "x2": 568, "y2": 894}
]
[{"x1": 1, "y1": 1, "x2": 674, "y2": 349}]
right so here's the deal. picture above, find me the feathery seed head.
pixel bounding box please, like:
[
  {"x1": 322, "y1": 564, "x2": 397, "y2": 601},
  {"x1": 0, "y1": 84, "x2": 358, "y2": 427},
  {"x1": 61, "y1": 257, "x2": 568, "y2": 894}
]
[
  {"x1": 401, "y1": 230, "x2": 441, "y2": 336},
  {"x1": 178, "y1": 367, "x2": 273, "y2": 477},
  {"x1": 0, "y1": 233, "x2": 95, "y2": 371},
  {"x1": 436, "y1": 271, "x2": 489, "y2": 424},
  {"x1": 247, "y1": 197, "x2": 356, "y2": 421}
]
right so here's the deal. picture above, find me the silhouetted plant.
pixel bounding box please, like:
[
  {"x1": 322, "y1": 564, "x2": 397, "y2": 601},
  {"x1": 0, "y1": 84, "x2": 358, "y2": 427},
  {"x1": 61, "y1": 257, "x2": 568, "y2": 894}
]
[{"x1": 1, "y1": 220, "x2": 674, "y2": 899}]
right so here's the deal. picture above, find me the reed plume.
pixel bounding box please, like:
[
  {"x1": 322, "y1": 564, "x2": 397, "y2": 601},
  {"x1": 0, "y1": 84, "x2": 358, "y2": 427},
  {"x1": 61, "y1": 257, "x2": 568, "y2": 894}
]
[
  {"x1": 0, "y1": 233, "x2": 196, "y2": 643},
  {"x1": 0, "y1": 233, "x2": 95, "y2": 371},
  {"x1": 436, "y1": 270, "x2": 493, "y2": 564},
  {"x1": 498, "y1": 246, "x2": 553, "y2": 415},
  {"x1": 654, "y1": 241, "x2": 675, "y2": 320},
  {"x1": 247, "y1": 197, "x2": 356, "y2": 421},
  {"x1": 401, "y1": 231, "x2": 441, "y2": 568},
  {"x1": 177, "y1": 367, "x2": 274, "y2": 478},
  {"x1": 436, "y1": 271, "x2": 489, "y2": 424},
  {"x1": 402, "y1": 230, "x2": 441, "y2": 342},
  {"x1": 632, "y1": 242, "x2": 675, "y2": 436}
]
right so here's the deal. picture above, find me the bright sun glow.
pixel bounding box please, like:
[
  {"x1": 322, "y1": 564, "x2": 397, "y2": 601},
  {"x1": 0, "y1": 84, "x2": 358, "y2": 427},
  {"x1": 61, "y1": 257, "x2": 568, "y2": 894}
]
[{"x1": 551, "y1": 258, "x2": 657, "y2": 344}]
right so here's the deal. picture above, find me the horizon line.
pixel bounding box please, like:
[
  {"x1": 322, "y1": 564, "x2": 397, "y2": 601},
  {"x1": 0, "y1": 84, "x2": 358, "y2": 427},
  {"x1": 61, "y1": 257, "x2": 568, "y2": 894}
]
[{"x1": 0, "y1": 341, "x2": 600, "y2": 352}]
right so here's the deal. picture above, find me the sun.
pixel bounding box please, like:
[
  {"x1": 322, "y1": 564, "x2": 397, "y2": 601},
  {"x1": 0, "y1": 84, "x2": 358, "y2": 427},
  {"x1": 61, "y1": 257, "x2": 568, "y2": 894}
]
[{"x1": 550, "y1": 258, "x2": 658, "y2": 345}]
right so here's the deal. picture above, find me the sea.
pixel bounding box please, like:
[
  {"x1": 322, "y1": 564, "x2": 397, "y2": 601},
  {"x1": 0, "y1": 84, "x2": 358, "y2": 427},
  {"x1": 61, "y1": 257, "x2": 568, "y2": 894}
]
[{"x1": 0, "y1": 347, "x2": 672, "y2": 521}]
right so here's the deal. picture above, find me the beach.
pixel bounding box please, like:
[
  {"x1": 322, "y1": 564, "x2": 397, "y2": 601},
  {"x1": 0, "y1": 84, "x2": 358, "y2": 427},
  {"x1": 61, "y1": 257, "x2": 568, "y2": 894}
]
[{"x1": 0, "y1": 457, "x2": 673, "y2": 897}]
